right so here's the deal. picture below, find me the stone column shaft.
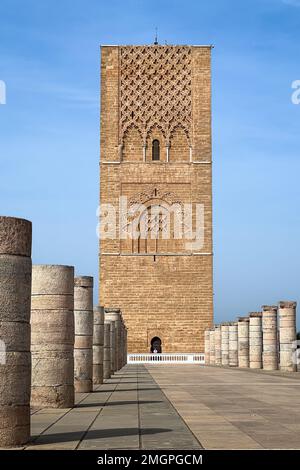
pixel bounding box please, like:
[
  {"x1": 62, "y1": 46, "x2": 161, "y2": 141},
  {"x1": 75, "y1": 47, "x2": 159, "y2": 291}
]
[
  {"x1": 105, "y1": 308, "x2": 121, "y2": 372},
  {"x1": 238, "y1": 317, "x2": 249, "y2": 368},
  {"x1": 278, "y1": 301, "x2": 297, "y2": 372},
  {"x1": 0, "y1": 216, "x2": 32, "y2": 446},
  {"x1": 214, "y1": 326, "x2": 222, "y2": 366},
  {"x1": 109, "y1": 321, "x2": 116, "y2": 374},
  {"x1": 204, "y1": 329, "x2": 210, "y2": 365},
  {"x1": 74, "y1": 276, "x2": 93, "y2": 393},
  {"x1": 120, "y1": 317, "x2": 126, "y2": 367},
  {"x1": 93, "y1": 306, "x2": 104, "y2": 384},
  {"x1": 124, "y1": 326, "x2": 128, "y2": 366},
  {"x1": 229, "y1": 322, "x2": 238, "y2": 367},
  {"x1": 262, "y1": 305, "x2": 278, "y2": 370},
  {"x1": 31, "y1": 265, "x2": 75, "y2": 408},
  {"x1": 209, "y1": 329, "x2": 215, "y2": 365},
  {"x1": 221, "y1": 323, "x2": 230, "y2": 366},
  {"x1": 249, "y1": 312, "x2": 262, "y2": 369},
  {"x1": 103, "y1": 320, "x2": 111, "y2": 379},
  {"x1": 121, "y1": 319, "x2": 127, "y2": 367}
]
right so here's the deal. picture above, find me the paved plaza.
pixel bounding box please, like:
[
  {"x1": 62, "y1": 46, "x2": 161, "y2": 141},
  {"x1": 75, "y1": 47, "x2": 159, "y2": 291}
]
[
  {"x1": 148, "y1": 365, "x2": 300, "y2": 449},
  {"x1": 8, "y1": 364, "x2": 300, "y2": 450},
  {"x1": 27, "y1": 365, "x2": 200, "y2": 450}
]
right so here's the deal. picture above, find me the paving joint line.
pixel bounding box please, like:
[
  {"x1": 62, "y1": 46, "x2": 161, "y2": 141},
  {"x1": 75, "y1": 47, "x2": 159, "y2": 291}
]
[
  {"x1": 155, "y1": 373, "x2": 294, "y2": 450},
  {"x1": 26, "y1": 377, "x2": 121, "y2": 449},
  {"x1": 208, "y1": 365, "x2": 300, "y2": 381},
  {"x1": 145, "y1": 365, "x2": 204, "y2": 450},
  {"x1": 74, "y1": 374, "x2": 124, "y2": 450}
]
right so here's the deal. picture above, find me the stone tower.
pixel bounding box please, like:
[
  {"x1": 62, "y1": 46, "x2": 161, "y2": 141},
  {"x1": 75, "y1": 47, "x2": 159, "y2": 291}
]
[{"x1": 99, "y1": 44, "x2": 213, "y2": 353}]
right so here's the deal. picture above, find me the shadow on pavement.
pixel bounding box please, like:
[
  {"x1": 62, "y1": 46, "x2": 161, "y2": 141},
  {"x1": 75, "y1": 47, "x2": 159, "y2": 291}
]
[
  {"x1": 76, "y1": 400, "x2": 163, "y2": 408},
  {"x1": 31, "y1": 427, "x2": 171, "y2": 445}
]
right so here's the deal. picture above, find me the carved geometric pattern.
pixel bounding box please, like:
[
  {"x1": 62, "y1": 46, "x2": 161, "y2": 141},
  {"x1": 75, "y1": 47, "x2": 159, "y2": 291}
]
[
  {"x1": 128, "y1": 187, "x2": 183, "y2": 207},
  {"x1": 120, "y1": 46, "x2": 192, "y2": 144}
]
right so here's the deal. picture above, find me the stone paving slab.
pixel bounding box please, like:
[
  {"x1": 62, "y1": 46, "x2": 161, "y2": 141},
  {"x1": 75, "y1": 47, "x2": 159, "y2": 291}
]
[
  {"x1": 3, "y1": 364, "x2": 300, "y2": 450},
  {"x1": 25, "y1": 365, "x2": 201, "y2": 450},
  {"x1": 146, "y1": 364, "x2": 300, "y2": 450},
  {"x1": 216, "y1": 365, "x2": 300, "y2": 380}
]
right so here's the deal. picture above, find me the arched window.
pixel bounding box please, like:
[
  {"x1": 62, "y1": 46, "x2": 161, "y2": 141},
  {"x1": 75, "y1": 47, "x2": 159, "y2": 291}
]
[{"x1": 152, "y1": 139, "x2": 160, "y2": 161}]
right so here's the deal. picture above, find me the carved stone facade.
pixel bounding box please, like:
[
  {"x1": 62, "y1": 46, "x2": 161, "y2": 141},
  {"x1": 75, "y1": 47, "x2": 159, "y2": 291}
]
[
  {"x1": 120, "y1": 46, "x2": 192, "y2": 146},
  {"x1": 100, "y1": 44, "x2": 213, "y2": 353}
]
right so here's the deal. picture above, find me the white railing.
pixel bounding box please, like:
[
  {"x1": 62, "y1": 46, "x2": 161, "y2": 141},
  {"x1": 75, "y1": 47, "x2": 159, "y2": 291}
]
[{"x1": 127, "y1": 353, "x2": 205, "y2": 364}]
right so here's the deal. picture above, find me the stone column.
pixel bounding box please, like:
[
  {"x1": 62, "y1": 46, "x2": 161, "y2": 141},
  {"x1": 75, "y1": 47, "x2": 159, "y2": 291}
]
[
  {"x1": 109, "y1": 320, "x2": 116, "y2": 375},
  {"x1": 93, "y1": 306, "x2": 104, "y2": 384},
  {"x1": 214, "y1": 325, "x2": 222, "y2": 366},
  {"x1": 249, "y1": 312, "x2": 262, "y2": 369},
  {"x1": 209, "y1": 328, "x2": 215, "y2": 365},
  {"x1": 105, "y1": 308, "x2": 121, "y2": 371},
  {"x1": 120, "y1": 316, "x2": 125, "y2": 367},
  {"x1": 278, "y1": 301, "x2": 297, "y2": 372},
  {"x1": 0, "y1": 216, "x2": 32, "y2": 446},
  {"x1": 204, "y1": 329, "x2": 210, "y2": 365},
  {"x1": 124, "y1": 326, "x2": 128, "y2": 365},
  {"x1": 122, "y1": 320, "x2": 128, "y2": 367},
  {"x1": 31, "y1": 265, "x2": 75, "y2": 408},
  {"x1": 103, "y1": 320, "x2": 111, "y2": 379},
  {"x1": 119, "y1": 317, "x2": 123, "y2": 367},
  {"x1": 262, "y1": 305, "x2": 278, "y2": 370},
  {"x1": 229, "y1": 322, "x2": 238, "y2": 367},
  {"x1": 74, "y1": 276, "x2": 93, "y2": 393},
  {"x1": 221, "y1": 323, "x2": 230, "y2": 366},
  {"x1": 238, "y1": 317, "x2": 249, "y2": 368},
  {"x1": 117, "y1": 311, "x2": 123, "y2": 370}
]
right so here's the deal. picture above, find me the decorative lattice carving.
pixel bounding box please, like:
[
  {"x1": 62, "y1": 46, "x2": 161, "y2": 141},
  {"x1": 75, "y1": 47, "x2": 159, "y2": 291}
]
[{"x1": 120, "y1": 46, "x2": 192, "y2": 144}]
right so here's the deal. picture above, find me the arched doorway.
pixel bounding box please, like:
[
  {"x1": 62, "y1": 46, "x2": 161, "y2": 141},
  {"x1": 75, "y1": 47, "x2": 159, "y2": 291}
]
[{"x1": 150, "y1": 336, "x2": 162, "y2": 353}]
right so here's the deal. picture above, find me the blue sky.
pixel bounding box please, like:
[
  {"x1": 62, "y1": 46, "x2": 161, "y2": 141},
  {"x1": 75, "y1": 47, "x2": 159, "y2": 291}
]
[{"x1": 0, "y1": 0, "x2": 299, "y2": 329}]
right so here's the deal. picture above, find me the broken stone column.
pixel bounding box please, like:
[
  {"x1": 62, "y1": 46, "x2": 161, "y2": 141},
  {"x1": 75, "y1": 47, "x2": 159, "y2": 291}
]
[
  {"x1": 238, "y1": 317, "x2": 249, "y2": 368},
  {"x1": 93, "y1": 306, "x2": 104, "y2": 384},
  {"x1": 0, "y1": 216, "x2": 32, "y2": 446},
  {"x1": 74, "y1": 276, "x2": 93, "y2": 393},
  {"x1": 262, "y1": 305, "x2": 278, "y2": 370},
  {"x1": 105, "y1": 308, "x2": 121, "y2": 371},
  {"x1": 278, "y1": 301, "x2": 297, "y2": 372},
  {"x1": 249, "y1": 312, "x2": 262, "y2": 369},
  {"x1": 214, "y1": 325, "x2": 222, "y2": 366},
  {"x1": 221, "y1": 323, "x2": 230, "y2": 366},
  {"x1": 31, "y1": 265, "x2": 75, "y2": 408},
  {"x1": 209, "y1": 328, "x2": 215, "y2": 365},
  {"x1": 204, "y1": 329, "x2": 210, "y2": 365},
  {"x1": 229, "y1": 322, "x2": 238, "y2": 367},
  {"x1": 103, "y1": 320, "x2": 111, "y2": 379}
]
